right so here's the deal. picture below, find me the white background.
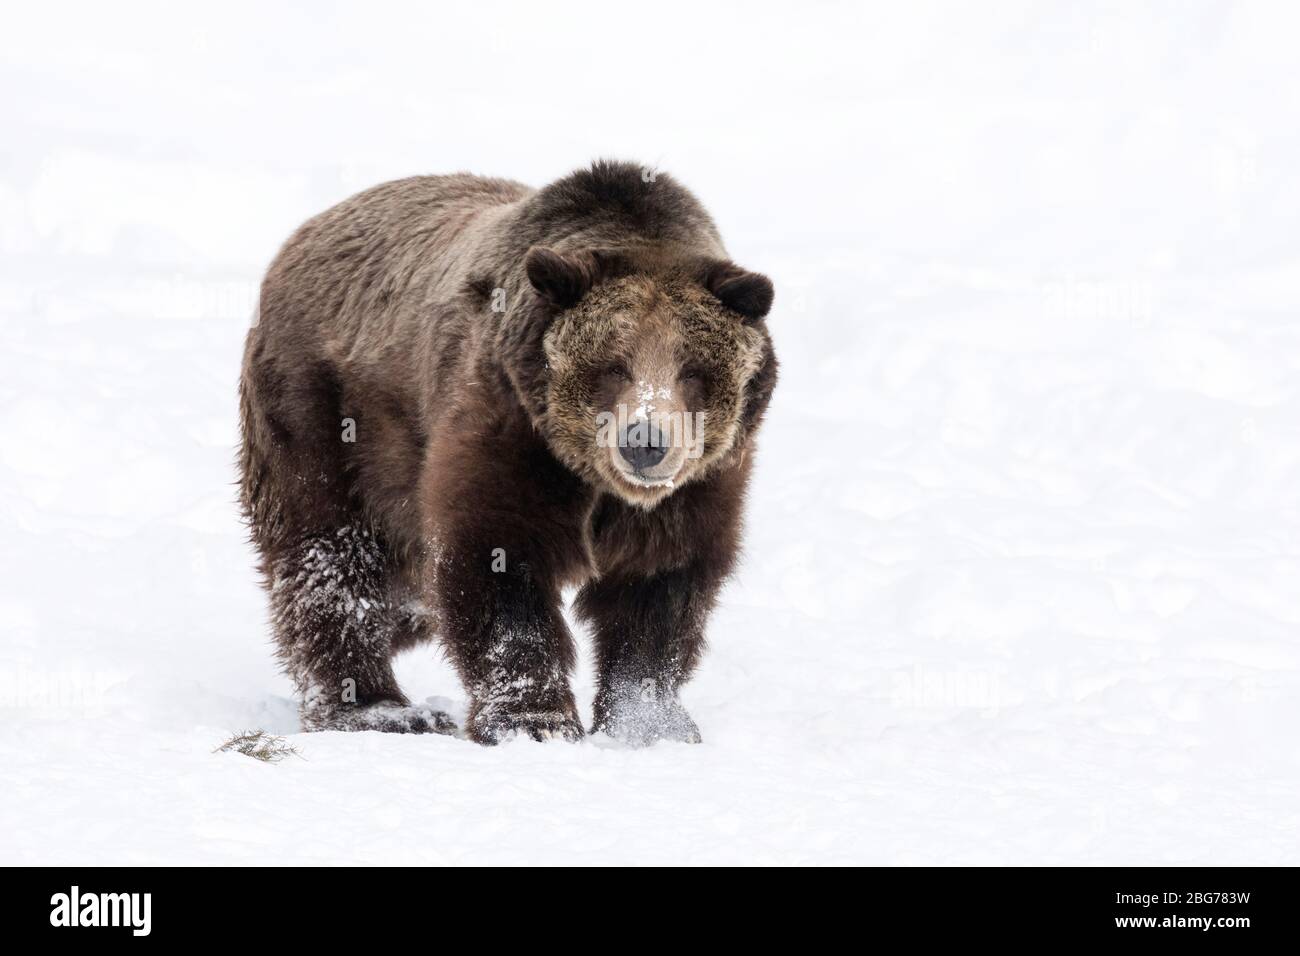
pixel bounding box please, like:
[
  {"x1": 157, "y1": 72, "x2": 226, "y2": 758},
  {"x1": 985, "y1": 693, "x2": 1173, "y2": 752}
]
[{"x1": 2, "y1": 1, "x2": 1298, "y2": 864}]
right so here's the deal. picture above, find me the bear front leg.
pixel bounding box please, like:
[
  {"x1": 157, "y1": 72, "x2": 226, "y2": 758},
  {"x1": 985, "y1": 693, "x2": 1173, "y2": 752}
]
[
  {"x1": 576, "y1": 566, "x2": 718, "y2": 746},
  {"x1": 432, "y1": 548, "x2": 582, "y2": 745}
]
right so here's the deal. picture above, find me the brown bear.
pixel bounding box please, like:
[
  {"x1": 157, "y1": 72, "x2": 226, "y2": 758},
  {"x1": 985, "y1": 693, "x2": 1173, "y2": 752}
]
[{"x1": 238, "y1": 160, "x2": 777, "y2": 745}]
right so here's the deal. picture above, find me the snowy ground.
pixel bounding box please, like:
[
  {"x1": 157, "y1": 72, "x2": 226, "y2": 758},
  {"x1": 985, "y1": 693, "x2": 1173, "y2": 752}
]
[{"x1": 3, "y1": 2, "x2": 1299, "y2": 865}]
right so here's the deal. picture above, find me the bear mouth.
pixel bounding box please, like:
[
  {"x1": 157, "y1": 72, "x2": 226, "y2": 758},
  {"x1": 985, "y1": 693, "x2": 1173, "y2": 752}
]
[{"x1": 615, "y1": 467, "x2": 678, "y2": 490}]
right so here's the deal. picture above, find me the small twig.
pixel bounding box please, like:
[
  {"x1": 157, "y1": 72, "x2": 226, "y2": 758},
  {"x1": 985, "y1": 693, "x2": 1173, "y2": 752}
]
[{"x1": 214, "y1": 730, "x2": 302, "y2": 763}]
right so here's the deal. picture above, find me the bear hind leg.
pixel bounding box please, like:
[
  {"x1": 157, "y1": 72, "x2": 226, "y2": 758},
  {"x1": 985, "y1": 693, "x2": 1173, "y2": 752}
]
[
  {"x1": 240, "y1": 348, "x2": 454, "y2": 735},
  {"x1": 269, "y1": 524, "x2": 456, "y2": 735}
]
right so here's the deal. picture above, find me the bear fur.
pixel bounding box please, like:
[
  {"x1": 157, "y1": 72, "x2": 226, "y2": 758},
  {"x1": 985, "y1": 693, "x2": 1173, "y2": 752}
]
[{"x1": 238, "y1": 160, "x2": 777, "y2": 745}]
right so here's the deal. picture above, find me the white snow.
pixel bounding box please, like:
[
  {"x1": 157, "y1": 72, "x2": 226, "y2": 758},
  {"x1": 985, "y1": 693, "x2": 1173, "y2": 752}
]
[{"x1": 2, "y1": 2, "x2": 1299, "y2": 864}]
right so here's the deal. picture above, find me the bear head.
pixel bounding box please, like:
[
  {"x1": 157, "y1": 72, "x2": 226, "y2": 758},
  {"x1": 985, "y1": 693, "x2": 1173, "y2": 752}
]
[{"x1": 516, "y1": 246, "x2": 776, "y2": 508}]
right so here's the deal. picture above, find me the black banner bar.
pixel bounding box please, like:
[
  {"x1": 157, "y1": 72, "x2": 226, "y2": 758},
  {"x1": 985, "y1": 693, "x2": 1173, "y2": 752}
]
[{"x1": 5, "y1": 866, "x2": 1292, "y2": 943}]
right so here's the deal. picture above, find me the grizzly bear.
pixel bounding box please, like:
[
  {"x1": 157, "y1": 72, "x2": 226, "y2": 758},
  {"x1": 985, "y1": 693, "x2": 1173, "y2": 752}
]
[{"x1": 238, "y1": 160, "x2": 777, "y2": 745}]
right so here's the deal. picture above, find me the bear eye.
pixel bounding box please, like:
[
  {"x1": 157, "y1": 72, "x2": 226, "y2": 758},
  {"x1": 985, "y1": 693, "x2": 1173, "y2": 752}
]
[
  {"x1": 680, "y1": 366, "x2": 704, "y2": 383},
  {"x1": 604, "y1": 362, "x2": 631, "y2": 381}
]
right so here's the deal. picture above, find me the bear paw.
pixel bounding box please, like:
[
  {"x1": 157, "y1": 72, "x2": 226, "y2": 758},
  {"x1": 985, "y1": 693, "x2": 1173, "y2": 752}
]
[
  {"x1": 301, "y1": 700, "x2": 458, "y2": 735},
  {"x1": 467, "y1": 701, "x2": 584, "y2": 745},
  {"x1": 592, "y1": 691, "x2": 702, "y2": 747}
]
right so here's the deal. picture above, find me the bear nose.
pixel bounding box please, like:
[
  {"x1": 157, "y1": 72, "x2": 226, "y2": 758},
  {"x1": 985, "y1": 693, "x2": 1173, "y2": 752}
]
[{"x1": 619, "y1": 423, "x2": 667, "y2": 471}]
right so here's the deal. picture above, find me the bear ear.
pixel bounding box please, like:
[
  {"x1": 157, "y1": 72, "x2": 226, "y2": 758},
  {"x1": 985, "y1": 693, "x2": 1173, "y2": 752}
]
[
  {"x1": 525, "y1": 247, "x2": 596, "y2": 310},
  {"x1": 702, "y1": 261, "x2": 774, "y2": 323}
]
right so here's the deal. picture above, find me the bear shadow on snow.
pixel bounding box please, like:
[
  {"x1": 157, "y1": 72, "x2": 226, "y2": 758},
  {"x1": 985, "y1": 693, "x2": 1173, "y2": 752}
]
[{"x1": 238, "y1": 160, "x2": 777, "y2": 746}]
